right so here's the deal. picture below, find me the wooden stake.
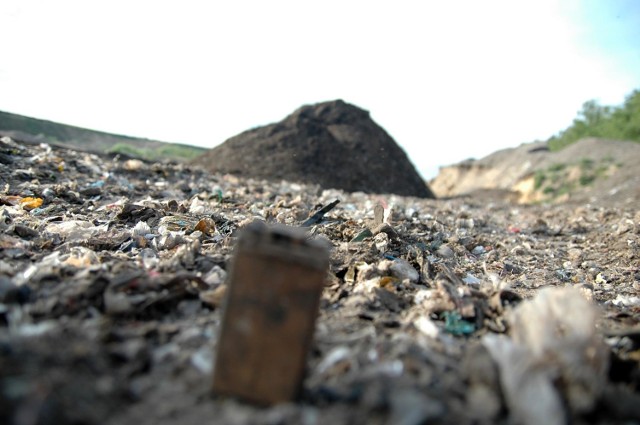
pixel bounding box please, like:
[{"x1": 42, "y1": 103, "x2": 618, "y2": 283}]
[{"x1": 212, "y1": 221, "x2": 329, "y2": 405}]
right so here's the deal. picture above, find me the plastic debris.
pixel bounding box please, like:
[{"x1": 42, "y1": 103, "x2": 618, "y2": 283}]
[
  {"x1": 482, "y1": 287, "x2": 609, "y2": 425},
  {"x1": 462, "y1": 273, "x2": 481, "y2": 286},
  {"x1": 610, "y1": 294, "x2": 640, "y2": 307},
  {"x1": 19, "y1": 197, "x2": 43, "y2": 210},
  {"x1": 442, "y1": 311, "x2": 476, "y2": 336},
  {"x1": 414, "y1": 315, "x2": 440, "y2": 339},
  {"x1": 301, "y1": 199, "x2": 340, "y2": 227},
  {"x1": 316, "y1": 346, "x2": 352, "y2": 375},
  {"x1": 350, "y1": 228, "x2": 373, "y2": 242}
]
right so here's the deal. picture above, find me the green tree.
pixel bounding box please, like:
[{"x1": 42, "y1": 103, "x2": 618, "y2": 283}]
[
  {"x1": 548, "y1": 89, "x2": 640, "y2": 151},
  {"x1": 612, "y1": 90, "x2": 640, "y2": 140}
]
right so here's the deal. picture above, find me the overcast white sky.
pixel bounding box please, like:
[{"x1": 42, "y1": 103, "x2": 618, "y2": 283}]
[{"x1": 1, "y1": 1, "x2": 639, "y2": 178}]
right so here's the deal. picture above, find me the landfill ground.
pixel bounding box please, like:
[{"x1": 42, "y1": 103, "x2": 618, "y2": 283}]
[{"x1": 1, "y1": 136, "x2": 639, "y2": 425}]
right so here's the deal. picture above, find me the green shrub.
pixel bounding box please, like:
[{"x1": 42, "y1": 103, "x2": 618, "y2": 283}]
[
  {"x1": 534, "y1": 171, "x2": 546, "y2": 190},
  {"x1": 108, "y1": 143, "x2": 145, "y2": 158},
  {"x1": 548, "y1": 163, "x2": 567, "y2": 172},
  {"x1": 579, "y1": 175, "x2": 596, "y2": 186},
  {"x1": 547, "y1": 89, "x2": 640, "y2": 151},
  {"x1": 579, "y1": 158, "x2": 594, "y2": 169}
]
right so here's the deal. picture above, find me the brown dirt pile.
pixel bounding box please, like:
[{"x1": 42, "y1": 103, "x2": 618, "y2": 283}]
[{"x1": 192, "y1": 100, "x2": 435, "y2": 198}]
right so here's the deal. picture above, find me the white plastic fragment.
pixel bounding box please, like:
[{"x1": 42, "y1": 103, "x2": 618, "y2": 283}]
[
  {"x1": 316, "y1": 346, "x2": 352, "y2": 375},
  {"x1": 413, "y1": 289, "x2": 434, "y2": 305},
  {"x1": 13, "y1": 251, "x2": 66, "y2": 286},
  {"x1": 355, "y1": 262, "x2": 376, "y2": 281},
  {"x1": 189, "y1": 197, "x2": 211, "y2": 214},
  {"x1": 353, "y1": 277, "x2": 382, "y2": 294},
  {"x1": 191, "y1": 346, "x2": 213, "y2": 374},
  {"x1": 41, "y1": 187, "x2": 56, "y2": 199},
  {"x1": 414, "y1": 315, "x2": 439, "y2": 339},
  {"x1": 610, "y1": 294, "x2": 640, "y2": 307},
  {"x1": 132, "y1": 221, "x2": 152, "y2": 237},
  {"x1": 373, "y1": 232, "x2": 389, "y2": 252},
  {"x1": 364, "y1": 359, "x2": 404, "y2": 378},
  {"x1": 462, "y1": 273, "x2": 481, "y2": 286},
  {"x1": 482, "y1": 287, "x2": 609, "y2": 425},
  {"x1": 12, "y1": 321, "x2": 58, "y2": 337},
  {"x1": 483, "y1": 334, "x2": 566, "y2": 425},
  {"x1": 156, "y1": 232, "x2": 183, "y2": 250},
  {"x1": 45, "y1": 220, "x2": 105, "y2": 242},
  {"x1": 389, "y1": 258, "x2": 419, "y2": 283}
]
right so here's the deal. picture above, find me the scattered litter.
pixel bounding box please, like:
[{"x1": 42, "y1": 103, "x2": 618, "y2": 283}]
[{"x1": 0, "y1": 136, "x2": 637, "y2": 424}]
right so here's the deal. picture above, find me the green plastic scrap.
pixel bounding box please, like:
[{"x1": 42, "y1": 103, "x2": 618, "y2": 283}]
[
  {"x1": 442, "y1": 311, "x2": 475, "y2": 336},
  {"x1": 350, "y1": 228, "x2": 373, "y2": 242}
]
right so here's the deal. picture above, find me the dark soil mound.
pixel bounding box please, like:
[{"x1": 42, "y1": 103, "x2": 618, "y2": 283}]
[{"x1": 192, "y1": 100, "x2": 435, "y2": 198}]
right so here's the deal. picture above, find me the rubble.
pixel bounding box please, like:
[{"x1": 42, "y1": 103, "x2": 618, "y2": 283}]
[{"x1": 1, "y1": 135, "x2": 639, "y2": 424}]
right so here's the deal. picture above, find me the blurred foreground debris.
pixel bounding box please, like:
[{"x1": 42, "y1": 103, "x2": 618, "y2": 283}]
[
  {"x1": 212, "y1": 221, "x2": 329, "y2": 404},
  {"x1": 482, "y1": 287, "x2": 609, "y2": 425}
]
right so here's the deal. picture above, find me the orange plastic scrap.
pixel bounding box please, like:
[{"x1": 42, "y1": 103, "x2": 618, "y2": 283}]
[{"x1": 19, "y1": 197, "x2": 43, "y2": 210}]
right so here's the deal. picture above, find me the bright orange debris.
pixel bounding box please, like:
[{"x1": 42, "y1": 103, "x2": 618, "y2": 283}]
[{"x1": 20, "y1": 197, "x2": 43, "y2": 210}]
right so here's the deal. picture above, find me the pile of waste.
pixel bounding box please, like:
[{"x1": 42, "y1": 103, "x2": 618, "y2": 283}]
[{"x1": 1, "y1": 135, "x2": 639, "y2": 425}]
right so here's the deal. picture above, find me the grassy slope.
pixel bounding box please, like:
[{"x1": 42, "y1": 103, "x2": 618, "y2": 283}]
[{"x1": 0, "y1": 110, "x2": 207, "y2": 162}]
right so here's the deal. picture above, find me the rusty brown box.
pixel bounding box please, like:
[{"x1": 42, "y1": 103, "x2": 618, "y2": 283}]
[{"x1": 212, "y1": 221, "x2": 329, "y2": 405}]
